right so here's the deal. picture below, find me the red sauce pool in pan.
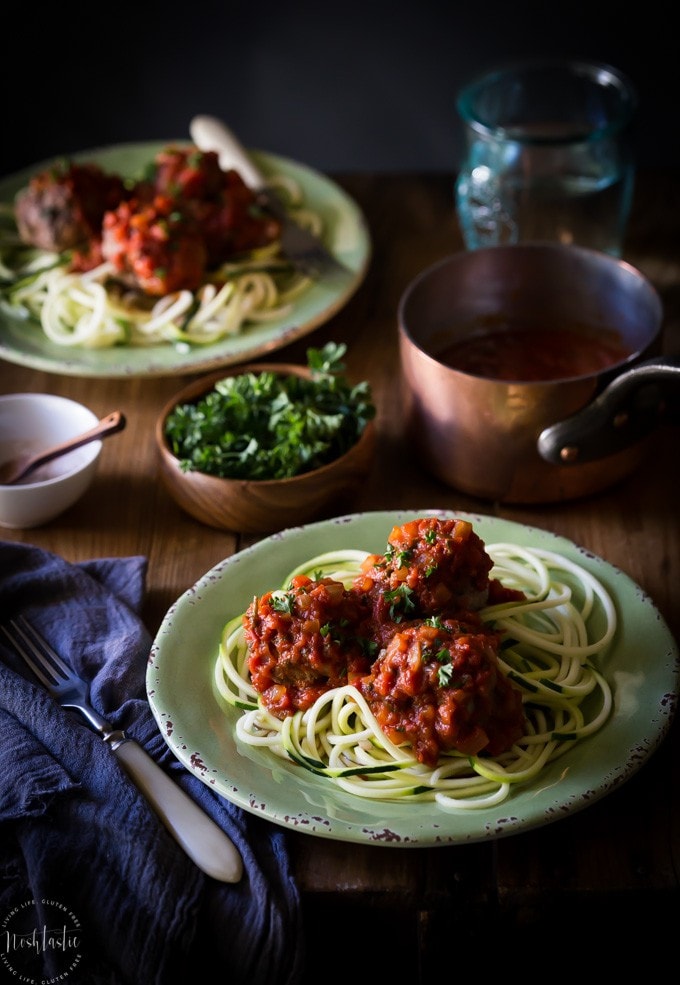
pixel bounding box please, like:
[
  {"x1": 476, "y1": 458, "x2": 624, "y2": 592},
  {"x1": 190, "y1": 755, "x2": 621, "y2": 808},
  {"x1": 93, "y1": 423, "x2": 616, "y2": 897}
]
[{"x1": 437, "y1": 326, "x2": 632, "y2": 382}]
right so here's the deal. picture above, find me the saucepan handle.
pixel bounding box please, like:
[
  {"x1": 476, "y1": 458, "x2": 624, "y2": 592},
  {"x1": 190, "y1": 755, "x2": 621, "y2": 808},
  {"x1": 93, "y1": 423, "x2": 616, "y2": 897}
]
[{"x1": 538, "y1": 357, "x2": 680, "y2": 464}]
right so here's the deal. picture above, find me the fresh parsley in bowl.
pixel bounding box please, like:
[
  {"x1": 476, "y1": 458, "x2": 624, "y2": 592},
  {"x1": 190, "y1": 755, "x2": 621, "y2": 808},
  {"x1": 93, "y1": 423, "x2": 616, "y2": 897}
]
[
  {"x1": 164, "y1": 343, "x2": 375, "y2": 480},
  {"x1": 156, "y1": 343, "x2": 377, "y2": 532}
]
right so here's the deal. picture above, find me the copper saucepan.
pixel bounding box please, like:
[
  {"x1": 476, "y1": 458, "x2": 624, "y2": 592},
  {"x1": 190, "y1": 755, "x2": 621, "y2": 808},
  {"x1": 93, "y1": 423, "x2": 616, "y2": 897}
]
[{"x1": 398, "y1": 243, "x2": 679, "y2": 503}]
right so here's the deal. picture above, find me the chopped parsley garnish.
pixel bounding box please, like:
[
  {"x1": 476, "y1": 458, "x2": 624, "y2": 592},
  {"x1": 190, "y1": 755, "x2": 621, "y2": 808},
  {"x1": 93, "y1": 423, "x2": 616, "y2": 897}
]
[
  {"x1": 319, "y1": 620, "x2": 376, "y2": 656},
  {"x1": 358, "y1": 637, "x2": 379, "y2": 659},
  {"x1": 164, "y1": 342, "x2": 375, "y2": 479},
  {"x1": 437, "y1": 663, "x2": 454, "y2": 687},
  {"x1": 271, "y1": 592, "x2": 295, "y2": 615},
  {"x1": 383, "y1": 584, "x2": 417, "y2": 621},
  {"x1": 424, "y1": 615, "x2": 445, "y2": 629},
  {"x1": 383, "y1": 545, "x2": 413, "y2": 568},
  {"x1": 420, "y1": 642, "x2": 456, "y2": 687}
]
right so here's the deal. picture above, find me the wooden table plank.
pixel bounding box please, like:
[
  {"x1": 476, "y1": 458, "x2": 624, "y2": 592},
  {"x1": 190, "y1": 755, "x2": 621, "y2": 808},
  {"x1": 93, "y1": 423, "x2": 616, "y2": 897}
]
[{"x1": 1, "y1": 169, "x2": 678, "y2": 982}]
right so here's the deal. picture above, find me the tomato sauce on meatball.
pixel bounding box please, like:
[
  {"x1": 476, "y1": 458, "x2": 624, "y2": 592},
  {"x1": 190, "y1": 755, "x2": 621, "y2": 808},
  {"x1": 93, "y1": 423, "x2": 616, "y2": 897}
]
[
  {"x1": 243, "y1": 518, "x2": 527, "y2": 766},
  {"x1": 353, "y1": 517, "x2": 517, "y2": 633},
  {"x1": 243, "y1": 574, "x2": 374, "y2": 718},
  {"x1": 101, "y1": 195, "x2": 208, "y2": 296},
  {"x1": 359, "y1": 619, "x2": 525, "y2": 766},
  {"x1": 15, "y1": 144, "x2": 282, "y2": 297},
  {"x1": 147, "y1": 147, "x2": 281, "y2": 266}
]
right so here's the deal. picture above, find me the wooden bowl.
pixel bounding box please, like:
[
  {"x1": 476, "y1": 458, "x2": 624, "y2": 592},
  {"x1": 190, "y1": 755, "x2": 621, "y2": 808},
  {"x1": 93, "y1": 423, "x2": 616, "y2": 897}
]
[{"x1": 155, "y1": 364, "x2": 376, "y2": 534}]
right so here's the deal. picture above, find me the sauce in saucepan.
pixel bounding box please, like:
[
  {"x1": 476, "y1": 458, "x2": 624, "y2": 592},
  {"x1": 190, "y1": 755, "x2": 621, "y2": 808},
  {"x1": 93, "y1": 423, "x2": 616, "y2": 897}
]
[{"x1": 437, "y1": 325, "x2": 631, "y2": 382}]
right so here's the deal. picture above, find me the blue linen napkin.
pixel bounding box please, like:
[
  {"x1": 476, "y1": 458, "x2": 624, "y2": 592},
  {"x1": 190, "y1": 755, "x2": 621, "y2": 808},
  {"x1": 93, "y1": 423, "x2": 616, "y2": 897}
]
[{"x1": 0, "y1": 541, "x2": 304, "y2": 985}]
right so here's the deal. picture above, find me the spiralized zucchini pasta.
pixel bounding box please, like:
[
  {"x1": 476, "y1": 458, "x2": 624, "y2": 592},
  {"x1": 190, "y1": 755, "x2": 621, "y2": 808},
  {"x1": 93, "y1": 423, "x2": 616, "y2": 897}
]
[
  {"x1": 214, "y1": 518, "x2": 616, "y2": 810},
  {"x1": 0, "y1": 147, "x2": 322, "y2": 349},
  {"x1": 3, "y1": 238, "x2": 312, "y2": 349}
]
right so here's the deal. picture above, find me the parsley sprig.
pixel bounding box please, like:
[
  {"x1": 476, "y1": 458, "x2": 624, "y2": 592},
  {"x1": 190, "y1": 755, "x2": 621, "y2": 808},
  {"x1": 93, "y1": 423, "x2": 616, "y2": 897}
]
[
  {"x1": 383, "y1": 584, "x2": 417, "y2": 622},
  {"x1": 164, "y1": 342, "x2": 375, "y2": 479}
]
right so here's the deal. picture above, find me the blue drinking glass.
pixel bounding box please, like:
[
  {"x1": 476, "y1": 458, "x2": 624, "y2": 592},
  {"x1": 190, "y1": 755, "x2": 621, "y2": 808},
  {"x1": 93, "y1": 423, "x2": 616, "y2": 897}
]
[{"x1": 455, "y1": 59, "x2": 638, "y2": 257}]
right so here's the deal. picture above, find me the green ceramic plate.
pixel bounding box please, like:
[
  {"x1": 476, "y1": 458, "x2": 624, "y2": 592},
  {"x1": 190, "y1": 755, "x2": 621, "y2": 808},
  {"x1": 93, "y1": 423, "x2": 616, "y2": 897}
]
[
  {"x1": 0, "y1": 143, "x2": 370, "y2": 378},
  {"x1": 147, "y1": 510, "x2": 679, "y2": 845}
]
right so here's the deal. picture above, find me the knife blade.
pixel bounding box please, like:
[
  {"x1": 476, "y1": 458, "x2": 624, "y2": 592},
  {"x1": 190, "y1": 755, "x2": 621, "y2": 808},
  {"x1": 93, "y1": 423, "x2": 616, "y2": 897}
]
[{"x1": 190, "y1": 114, "x2": 354, "y2": 284}]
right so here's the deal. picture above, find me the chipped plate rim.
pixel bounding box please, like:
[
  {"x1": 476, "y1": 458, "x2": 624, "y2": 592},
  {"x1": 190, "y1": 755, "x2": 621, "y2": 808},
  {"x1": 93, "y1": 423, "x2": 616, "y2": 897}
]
[{"x1": 146, "y1": 510, "x2": 679, "y2": 845}]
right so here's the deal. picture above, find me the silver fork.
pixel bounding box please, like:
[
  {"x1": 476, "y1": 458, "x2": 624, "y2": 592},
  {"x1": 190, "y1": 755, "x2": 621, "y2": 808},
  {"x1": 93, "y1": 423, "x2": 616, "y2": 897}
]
[
  {"x1": 2, "y1": 616, "x2": 243, "y2": 883},
  {"x1": 190, "y1": 114, "x2": 356, "y2": 284}
]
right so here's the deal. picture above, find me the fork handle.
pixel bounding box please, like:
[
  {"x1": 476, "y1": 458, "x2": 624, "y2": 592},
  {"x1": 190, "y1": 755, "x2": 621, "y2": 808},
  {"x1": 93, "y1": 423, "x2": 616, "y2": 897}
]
[
  {"x1": 190, "y1": 115, "x2": 267, "y2": 191},
  {"x1": 112, "y1": 738, "x2": 243, "y2": 883}
]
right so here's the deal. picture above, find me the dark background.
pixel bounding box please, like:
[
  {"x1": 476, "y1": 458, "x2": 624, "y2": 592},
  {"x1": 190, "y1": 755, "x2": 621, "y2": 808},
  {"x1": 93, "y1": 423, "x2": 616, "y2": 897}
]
[{"x1": 2, "y1": 0, "x2": 677, "y2": 179}]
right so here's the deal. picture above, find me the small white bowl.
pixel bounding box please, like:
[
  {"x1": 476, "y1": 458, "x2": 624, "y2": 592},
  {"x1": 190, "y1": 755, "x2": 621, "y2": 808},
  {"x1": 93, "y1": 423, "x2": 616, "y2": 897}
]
[{"x1": 0, "y1": 393, "x2": 102, "y2": 528}]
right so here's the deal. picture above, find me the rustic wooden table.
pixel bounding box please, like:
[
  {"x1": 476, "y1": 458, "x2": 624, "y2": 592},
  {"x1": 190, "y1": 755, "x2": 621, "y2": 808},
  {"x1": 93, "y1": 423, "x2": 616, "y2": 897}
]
[{"x1": 1, "y1": 170, "x2": 678, "y2": 979}]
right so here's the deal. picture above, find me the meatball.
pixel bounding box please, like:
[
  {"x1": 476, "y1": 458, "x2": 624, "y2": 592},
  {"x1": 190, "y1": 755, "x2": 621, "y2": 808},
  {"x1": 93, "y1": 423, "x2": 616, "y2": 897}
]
[
  {"x1": 359, "y1": 619, "x2": 526, "y2": 767},
  {"x1": 150, "y1": 146, "x2": 225, "y2": 201},
  {"x1": 148, "y1": 146, "x2": 281, "y2": 266},
  {"x1": 101, "y1": 194, "x2": 208, "y2": 296},
  {"x1": 14, "y1": 145, "x2": 283, "y2": 295},
  {"x1": 243, "y1": 574, "x2": 374, "y2": 718},
  {"x1": 189, "y1": 169, "x2": 282, "y2": 265},
  {"x1": 15, "y1": 161, "x2": 128, "y2": 255},
  {"x1": 352, "y1": 517, "x2": 496, "y2": 631}
]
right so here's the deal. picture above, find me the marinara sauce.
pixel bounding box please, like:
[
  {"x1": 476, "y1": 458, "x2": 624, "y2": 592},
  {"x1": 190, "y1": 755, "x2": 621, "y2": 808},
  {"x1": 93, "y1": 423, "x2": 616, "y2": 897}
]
[
  {"x1": 243, "y1": 575, "x2": 373, "y2": 718},
  {"x1": 243, "y1": 518, "x2": 527, "y2": 764},
  {"x1": 18, "y1": 145, "x2": 282, "y2": 297},
  {"x1": 438, "y1": 325, "x2": 631, "y2": 382},
  {"x1": 359, "y1": 620, "x2": 526, "y2": 767},
  {"x1": 353, "y1": 517, "x2": 522, "y2": 636}
]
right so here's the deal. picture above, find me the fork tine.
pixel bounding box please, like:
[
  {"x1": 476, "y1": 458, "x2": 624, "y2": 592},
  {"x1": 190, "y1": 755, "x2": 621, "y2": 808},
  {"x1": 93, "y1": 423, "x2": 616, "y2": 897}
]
[{"x1": 1, "y1": 616, "x2": 71, "y2": 688}]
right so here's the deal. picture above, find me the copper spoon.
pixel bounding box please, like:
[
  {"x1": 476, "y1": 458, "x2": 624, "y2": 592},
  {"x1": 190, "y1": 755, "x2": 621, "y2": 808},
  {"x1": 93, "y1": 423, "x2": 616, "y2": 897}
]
[{"x1": 0, "y1": 410, "x2": 126, "y2": 485}]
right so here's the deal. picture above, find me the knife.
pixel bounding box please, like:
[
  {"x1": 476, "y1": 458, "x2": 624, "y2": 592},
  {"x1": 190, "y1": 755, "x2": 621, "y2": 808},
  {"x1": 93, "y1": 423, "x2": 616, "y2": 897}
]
[{"x1": 189, "y1": 114, "x2": 354, "y2": 283}]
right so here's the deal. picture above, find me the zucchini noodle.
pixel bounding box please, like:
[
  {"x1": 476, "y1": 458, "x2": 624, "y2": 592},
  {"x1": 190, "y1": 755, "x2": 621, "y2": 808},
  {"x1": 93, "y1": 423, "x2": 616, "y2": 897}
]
[
  {"x1": 214, "y1": 541, "x2": 616, "y2": 810},
  {"x1": 0, "y1": 177, "x2": 318, "y2": 349}
]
